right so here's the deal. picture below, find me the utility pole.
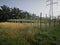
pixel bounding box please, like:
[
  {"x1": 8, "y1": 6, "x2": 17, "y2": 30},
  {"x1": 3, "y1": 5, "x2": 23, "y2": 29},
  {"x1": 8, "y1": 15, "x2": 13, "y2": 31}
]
[
  {"x1": 40, "y1": 12, "x2": 42, "y2": 30},
  {"x1": 47, "y1": 0, "x2": 58, "y2": 19},
  {"x1": 45, "y1": 14, "x2": 48, "y2": 28},
  {"x1": 46, "y1": 0, "x2": 58, "y2": 27}
]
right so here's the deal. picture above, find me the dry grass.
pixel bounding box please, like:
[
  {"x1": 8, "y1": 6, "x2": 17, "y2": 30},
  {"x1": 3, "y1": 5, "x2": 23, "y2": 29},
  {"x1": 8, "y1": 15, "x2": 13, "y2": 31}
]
[
  {"x1": 0, "y1": 22, "x2": 47, "y2": 28},
  {"x1": 0, "y1": 22, "x2": 37, "y2": 38},
  {"x1": 0, "y1": 22, "x2": 27, "y2": 29},
  {"x1": 0, "y1": 22, "x2": 50, "y2": 45},
  {"x1": 0, "y1": 22, "x2": 47, "y2": 38}
]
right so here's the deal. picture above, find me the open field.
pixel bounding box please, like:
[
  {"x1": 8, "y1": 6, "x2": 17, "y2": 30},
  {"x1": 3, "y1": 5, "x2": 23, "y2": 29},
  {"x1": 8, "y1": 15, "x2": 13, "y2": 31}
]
[
  {"x1": 0, "y1": 22, "x2": 41, "y2": 45},
  {"x1": 0, "y1": 22, "x2": 60, "y2": 45}
]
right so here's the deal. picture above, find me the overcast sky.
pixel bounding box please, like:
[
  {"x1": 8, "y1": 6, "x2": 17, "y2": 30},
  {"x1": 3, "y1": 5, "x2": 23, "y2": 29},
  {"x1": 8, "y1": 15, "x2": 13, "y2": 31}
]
[{"x1": 0, "y1": 0, "x2": 60, "y2": 17}]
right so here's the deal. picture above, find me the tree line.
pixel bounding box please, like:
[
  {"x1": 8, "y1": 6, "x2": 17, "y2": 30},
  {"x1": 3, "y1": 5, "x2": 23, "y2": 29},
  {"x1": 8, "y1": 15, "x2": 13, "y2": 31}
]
[{"x1": 0, "y1": 5, "x2": 39, "y2": 22}]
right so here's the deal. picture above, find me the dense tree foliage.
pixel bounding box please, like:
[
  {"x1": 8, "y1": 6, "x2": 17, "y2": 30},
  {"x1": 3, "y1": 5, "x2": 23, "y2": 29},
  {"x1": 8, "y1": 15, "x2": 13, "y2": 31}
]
[
  {"x1": 0, "y1": 5, "x2": 39, "y2": 22},
  {"x1": 0, "y1": 5, "x2": 10, "y2": 21}
]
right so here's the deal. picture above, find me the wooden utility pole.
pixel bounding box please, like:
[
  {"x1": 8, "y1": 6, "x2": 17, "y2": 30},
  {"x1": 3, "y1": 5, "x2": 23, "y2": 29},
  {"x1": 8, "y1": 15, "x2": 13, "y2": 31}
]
[
  {"x1": 45, "y1": 14, "x2": 48, "y2": 28},
  {"x1": 40, "y1": 12, "x2": 42, "y2": 30}
]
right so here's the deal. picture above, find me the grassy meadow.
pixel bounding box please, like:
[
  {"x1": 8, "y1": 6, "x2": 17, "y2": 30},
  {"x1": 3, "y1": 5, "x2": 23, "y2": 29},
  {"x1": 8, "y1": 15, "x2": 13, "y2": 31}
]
[
  {"x1": 0, "y1": 22, "x2": 60, "y2": 45},
  {"x1": 0, "y1": 22, "x2": 40, "y2": 45}
]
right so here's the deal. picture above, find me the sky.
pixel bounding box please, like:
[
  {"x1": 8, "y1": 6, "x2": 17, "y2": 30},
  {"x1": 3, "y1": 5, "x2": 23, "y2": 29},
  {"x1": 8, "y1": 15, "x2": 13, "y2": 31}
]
[{"x1": 0, "y1": 0, "x2": 60, "y2": 17}]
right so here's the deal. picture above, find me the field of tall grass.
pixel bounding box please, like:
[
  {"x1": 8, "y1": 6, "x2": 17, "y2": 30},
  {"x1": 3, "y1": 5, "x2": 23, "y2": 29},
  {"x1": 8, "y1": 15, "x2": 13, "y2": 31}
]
[
  {"x1": 0, "y1": 22, "x2": 60, "y2": 45},
  {"x1": 0, "y1": 22, "x2": 41, "y2": 45}
]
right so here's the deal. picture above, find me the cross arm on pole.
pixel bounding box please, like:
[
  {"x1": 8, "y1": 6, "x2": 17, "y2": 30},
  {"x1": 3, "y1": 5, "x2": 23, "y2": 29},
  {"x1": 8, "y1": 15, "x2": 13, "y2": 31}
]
[
  {"x1": 46, "y1": 0, "x2": 51, "y2": 2},
  {"x1": 46, "y1": 2, "x2": 58, "y2": 6}
]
